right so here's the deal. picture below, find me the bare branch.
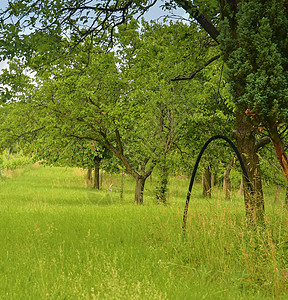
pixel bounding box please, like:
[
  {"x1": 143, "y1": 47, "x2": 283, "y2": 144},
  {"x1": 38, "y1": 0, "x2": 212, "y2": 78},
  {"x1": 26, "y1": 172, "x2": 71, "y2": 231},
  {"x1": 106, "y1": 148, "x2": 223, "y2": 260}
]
[
  {"x1": 255, "y1": 136, "x2": 270, "y2": 150},
  {"x1": 171, "y1": 54, "x2": 220, "y2": 82},
  {"x1": 174, "y1": 0, "x2": 220, "y2": 43}
]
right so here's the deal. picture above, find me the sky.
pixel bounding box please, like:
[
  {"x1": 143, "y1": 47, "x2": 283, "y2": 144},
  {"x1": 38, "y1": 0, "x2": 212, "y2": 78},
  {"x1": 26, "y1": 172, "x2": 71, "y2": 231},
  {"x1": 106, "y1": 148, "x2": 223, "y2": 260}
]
[
  {"x1": 0, "y1": 0, "x2": 185, "y2": 20},
  {"x1": 0, "y1": 0, "x2": 187, "y2": 70}
]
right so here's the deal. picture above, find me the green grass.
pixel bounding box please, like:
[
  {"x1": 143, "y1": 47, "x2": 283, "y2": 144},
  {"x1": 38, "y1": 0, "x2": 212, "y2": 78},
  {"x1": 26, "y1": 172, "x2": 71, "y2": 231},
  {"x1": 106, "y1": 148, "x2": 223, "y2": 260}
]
[{"x1": 0, "y1": 165, "x2": 288, "y2": 299}]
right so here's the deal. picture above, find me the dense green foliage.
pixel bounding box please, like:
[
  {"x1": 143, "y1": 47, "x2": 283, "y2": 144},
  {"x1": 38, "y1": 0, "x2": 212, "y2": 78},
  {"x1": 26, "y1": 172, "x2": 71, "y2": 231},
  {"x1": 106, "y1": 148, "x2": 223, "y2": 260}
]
[
  {"x1": 0, "y1": 17, "x2": 233, "y2": 203},
  {"x1": 219, "y1": 0, "x2": 288, "y2": 127}
]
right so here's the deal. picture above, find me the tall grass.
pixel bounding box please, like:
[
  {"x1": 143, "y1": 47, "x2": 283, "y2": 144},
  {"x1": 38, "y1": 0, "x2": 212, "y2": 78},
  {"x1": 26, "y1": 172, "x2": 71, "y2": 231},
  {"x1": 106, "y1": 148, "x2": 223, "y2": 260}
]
[{"x1": 0, "y1": 165, "x2": 287, "y2": 299}]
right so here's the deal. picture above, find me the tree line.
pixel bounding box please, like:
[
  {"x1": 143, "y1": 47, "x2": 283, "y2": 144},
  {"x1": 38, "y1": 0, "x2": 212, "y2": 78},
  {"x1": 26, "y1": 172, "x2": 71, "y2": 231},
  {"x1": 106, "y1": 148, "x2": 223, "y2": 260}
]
[{"x1": 0, "y1": 0, "x2": 287, "y2": 225}]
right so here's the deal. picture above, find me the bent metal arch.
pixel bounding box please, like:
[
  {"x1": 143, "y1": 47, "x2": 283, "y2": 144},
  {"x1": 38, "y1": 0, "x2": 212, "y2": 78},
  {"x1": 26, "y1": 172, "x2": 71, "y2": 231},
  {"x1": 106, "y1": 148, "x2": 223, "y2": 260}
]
[{"x1": 182, "y1": 135, "x2": 253, "y2": 231}]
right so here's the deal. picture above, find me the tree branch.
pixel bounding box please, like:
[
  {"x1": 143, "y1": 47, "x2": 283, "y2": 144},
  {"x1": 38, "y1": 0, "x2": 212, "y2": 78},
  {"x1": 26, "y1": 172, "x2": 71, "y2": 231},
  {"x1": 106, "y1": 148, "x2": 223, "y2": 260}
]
[
  {"x1": 174, "y1": 0, "x2": 220, "y2": 43},
  {"x1": 171, "y1": 54, "x2": 220, "y2": 81},
  {"x1": 255, "y1": 136, "x2": 270, "y2": 151},
  {"x1": 115, "y1": 128, "x2": 123, "y2": 155}
]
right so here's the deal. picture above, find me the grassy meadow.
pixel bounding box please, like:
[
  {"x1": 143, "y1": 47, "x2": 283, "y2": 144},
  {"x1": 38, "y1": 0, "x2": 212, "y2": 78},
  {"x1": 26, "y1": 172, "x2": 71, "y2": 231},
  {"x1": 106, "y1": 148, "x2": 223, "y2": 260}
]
[{"x1": 0, "y1": 165, "x2": 288, "y2": 299}]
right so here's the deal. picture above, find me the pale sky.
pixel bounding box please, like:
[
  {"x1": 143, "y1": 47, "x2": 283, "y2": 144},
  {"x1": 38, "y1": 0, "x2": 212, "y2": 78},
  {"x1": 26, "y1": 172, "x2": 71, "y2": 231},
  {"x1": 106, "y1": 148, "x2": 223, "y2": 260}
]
[
  {"x1": 0, "y1": 1, "x2": 187, "y2": 71},
  {"x1": 0, "y1": 0, "x2": 184, "y2": 20}
]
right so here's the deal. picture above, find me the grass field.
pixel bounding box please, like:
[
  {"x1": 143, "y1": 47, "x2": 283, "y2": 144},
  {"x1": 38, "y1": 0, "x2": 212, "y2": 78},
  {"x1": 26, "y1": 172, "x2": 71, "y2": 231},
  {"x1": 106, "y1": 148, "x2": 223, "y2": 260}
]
[{"x1": 0, "y1": 165, "x2": 288, "y2": 299}]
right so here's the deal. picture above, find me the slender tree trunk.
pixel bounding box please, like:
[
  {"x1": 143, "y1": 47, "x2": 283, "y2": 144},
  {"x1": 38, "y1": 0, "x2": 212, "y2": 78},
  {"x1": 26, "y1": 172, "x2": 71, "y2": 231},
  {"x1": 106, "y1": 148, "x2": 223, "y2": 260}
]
[
  {"x1": 135, "y1": 176, "x2": 146, "y2": 204},
  {"x1": 270, "y1": 127, "x2": 288, "y2": 188},
  {"x1": 223, "y1": 157, "x2": 235, "y2": 200},
  {"x1": 93, "y1": 156, "x2": 101, "y2": 190},
  {"x1": 211, "y1": 173, "x2": 215, "y2": 189},
  {"x1": 202, "y1": 165, "x2": 212, "y2": 198},
  {"x1": 269, "y1": 127, "x2": 288, "y2": 210},
  {"x1": 156, "y1": 155, "x2": 168, "y2": 204},
  {"x1": 87, "y1": 167, "x2": 92, "y2": 185},
  {"x1": 120, "y1": 170, "x2": 124, "y2": 201},
  {"x1": 100, "y1": 168, "x2": 103, "y2": 190},
  {"x1": 234, "y1": 111, "x2": 265, "y2": 224},
  {"x1": 286, "y1": 186, "x2": 288, "y2": 209}
]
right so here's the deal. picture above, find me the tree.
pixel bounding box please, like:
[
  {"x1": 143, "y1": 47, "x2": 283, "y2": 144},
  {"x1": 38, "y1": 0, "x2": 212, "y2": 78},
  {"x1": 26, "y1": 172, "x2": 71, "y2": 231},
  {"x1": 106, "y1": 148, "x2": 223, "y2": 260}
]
[
  {"x1": 116, "y1": 19, "x2": 222, "y2": 203},
  {"x1": 219, "y1": 0, "x2": 288, "y2": 192}
]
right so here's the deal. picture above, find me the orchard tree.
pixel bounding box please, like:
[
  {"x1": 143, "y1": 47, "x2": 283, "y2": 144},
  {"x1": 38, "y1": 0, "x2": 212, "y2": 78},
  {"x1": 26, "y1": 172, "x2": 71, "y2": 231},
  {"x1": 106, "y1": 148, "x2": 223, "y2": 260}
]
[
  {"x1": 219, "y1": 0, "x2": 288, "y2": 193},
  {"x1": 116, "y1": 19, "x2": 222, "y2": 203}
]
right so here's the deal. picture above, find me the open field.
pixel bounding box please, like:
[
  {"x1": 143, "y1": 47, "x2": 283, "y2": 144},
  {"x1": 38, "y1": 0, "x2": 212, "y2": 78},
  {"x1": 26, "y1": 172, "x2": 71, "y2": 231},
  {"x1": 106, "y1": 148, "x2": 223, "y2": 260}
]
[{"x1": 0, "y1": 165, "x2": 288, "y2": 299}]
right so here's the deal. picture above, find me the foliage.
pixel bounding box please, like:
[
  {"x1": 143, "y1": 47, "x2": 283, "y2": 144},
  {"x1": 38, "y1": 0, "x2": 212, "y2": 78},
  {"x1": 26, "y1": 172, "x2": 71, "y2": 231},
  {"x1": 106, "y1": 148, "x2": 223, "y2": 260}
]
[
  {"x1": 0, "y1": 19, "x2": 223, "y2": 203},
  {"x1": 219, "y1": 0, "x2": 288, "y2": 128}
]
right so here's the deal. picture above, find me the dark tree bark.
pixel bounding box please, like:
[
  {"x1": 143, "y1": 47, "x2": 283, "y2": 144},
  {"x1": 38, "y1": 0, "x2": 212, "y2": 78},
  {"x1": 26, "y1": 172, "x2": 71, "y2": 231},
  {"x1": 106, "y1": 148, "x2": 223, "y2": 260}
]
[
  {"x1": 93, "y1": 156, "x2": 101, "y2": 190},
  {"x1": 156, "y1": 155, "x2": 169, "y2": 204},
  {"x1": 100, "y1": 129, "x2": 155, "y2": 204},
  {"x1": 286, "y1": 186, "x2": 288, "y2": 209},
  {"x1": 173, "y1": 0, "x2": 266, "y2": 223},
  {"x1": 174, "y1": 0, "x2": 220, "y2": 43},
  {"x1": 202, "y1": 165, "x2": 212, "y2": 198},
  {"x1": 217, "y1": 0, "x2": 266, "y2": 224},
  {"x1": 234, "y1": 111, "x2": 264, "y2": 224},
  {"x1": 269, "y1": 127, "x2": 288, "y2": 190},
  {"x1": 120, "y1": 170, "x2": 124, "y2": 201},
  {"x1": 135, "y1": 176, "x2": 146, "y2": 204},
  {"x1": 86, "y1": 167, "x2": 92, "y2": 185}
]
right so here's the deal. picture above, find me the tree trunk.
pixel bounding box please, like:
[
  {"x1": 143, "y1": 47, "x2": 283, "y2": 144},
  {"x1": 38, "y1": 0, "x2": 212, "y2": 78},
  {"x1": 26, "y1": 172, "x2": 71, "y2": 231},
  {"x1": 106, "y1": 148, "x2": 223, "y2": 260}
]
[
  {"x1": 135, "y1": 176, "x2": 146, "y2": 204},
  {"x1": 156, "y1": 156, "x2": 168, "y2": 204},
  {"x1": 120, "y1": 170, "x2": 124, "y2": 201},
  {"x1": 270, "y1": 127, "x2": 288, "y2": 188},
  {"x1": 86, "y1": 167, "x2": 92, "y2": 185},
  {"x1": 211, "y1": 173, "x2": 215, "y2": 189},
  {"x1": 269, "y1": 127, "x2": 288, "y2": 210},
  {"x1": 93, "y1": 156, "x2": 101, "y2": 190},
  {"x1": 286, "y1": 186, "x2": 288, "y2": 209},
  {"x1": 223, "y1": 157, "x2": 235, "y2": 200},
  {"x1": 100, "y1": 168, "x2": 103, "y2": 190},
  {"x1": 202, "y1": 165, "x2": 212, "y2": 198},
  {"x1": 234, "y1": 111, "x2": 265, "y2": 224}
]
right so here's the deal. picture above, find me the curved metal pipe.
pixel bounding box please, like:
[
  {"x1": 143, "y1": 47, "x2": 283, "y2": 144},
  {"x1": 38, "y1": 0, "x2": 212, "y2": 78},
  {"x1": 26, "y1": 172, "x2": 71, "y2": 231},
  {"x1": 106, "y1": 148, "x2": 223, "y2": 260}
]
[{"x1": 182, "y1": 135, "x2": 253, "y2": 232}]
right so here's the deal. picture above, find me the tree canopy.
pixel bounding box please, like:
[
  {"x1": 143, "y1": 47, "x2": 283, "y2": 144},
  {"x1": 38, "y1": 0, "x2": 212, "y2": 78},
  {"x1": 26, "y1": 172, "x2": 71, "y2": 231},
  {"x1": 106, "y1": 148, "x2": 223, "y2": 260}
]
[{"x1": 0, "y1": 18, "x2": 226, "y2": 204}]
